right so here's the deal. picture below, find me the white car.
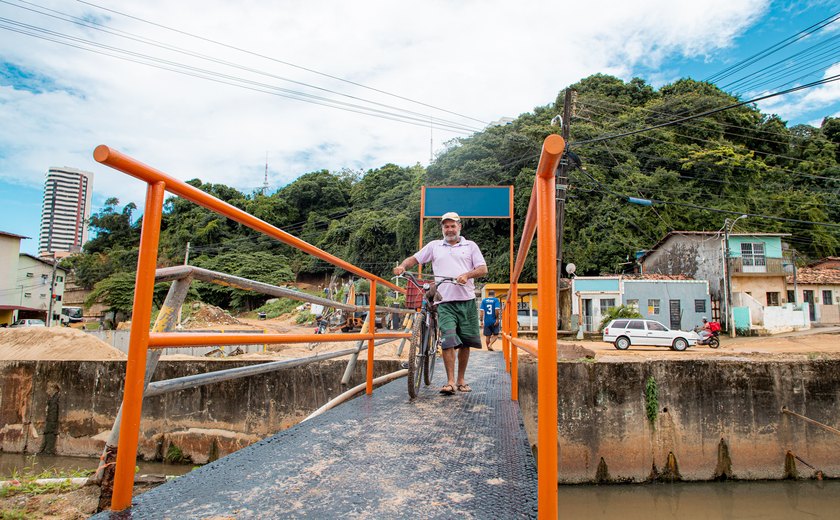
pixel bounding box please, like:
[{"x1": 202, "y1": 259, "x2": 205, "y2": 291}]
[
  {"x1": 10, "y1": 319, "x2": 46, "y2": 328},
  {"x1": 602, "y1": 319, "x2": 699, "y2": 351},
  {"x1": 517, "y1": 309, "x2": 537, "y2": 329}
]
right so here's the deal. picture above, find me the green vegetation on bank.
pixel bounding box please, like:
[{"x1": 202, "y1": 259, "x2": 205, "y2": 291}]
[{"x1": 66, "y1": 75, "x2": 839, "y2": 314}]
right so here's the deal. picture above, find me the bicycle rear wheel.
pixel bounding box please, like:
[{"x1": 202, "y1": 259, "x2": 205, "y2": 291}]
[
  {"x1": 423, "y1": 318, "x2": 438, "y2": 386},
  {"x1": 407, "y1": 313, "x2": 425, "y2": 399}
]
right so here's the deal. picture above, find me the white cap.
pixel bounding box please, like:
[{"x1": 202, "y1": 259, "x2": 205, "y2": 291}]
[{"x1": 441, "y1": 211, "x2": 460, "y2": 222}]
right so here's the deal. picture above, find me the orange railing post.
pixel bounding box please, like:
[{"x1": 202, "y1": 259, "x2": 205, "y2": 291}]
[
  {"x1": 511, "y1": 282, "x2": 519, "y2": 401},
  {"x1": 111, "y1": 181, "x2": 165, "y2": 511},
  {"x1": 535, "y1": 134, "x2": 563, "y2": 519},
  {"x1": 504, "y1": 134, "x2": 564, "y2": 519}
]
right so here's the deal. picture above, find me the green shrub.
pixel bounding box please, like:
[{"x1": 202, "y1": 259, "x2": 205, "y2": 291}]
[{"x1": 599, "y1": 304, "x2": 643, "y2": 331}]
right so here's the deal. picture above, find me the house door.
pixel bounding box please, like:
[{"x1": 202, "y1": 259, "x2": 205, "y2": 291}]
[
  {"x1": 669, "y1": 300, "x2": 681, "y2": 330},
  {"x1": 803, "y1": 290, "x2": 816, "y2": 321},
  {"x1": 583, "y1": 299, "x2": 593, "y2": 331}
]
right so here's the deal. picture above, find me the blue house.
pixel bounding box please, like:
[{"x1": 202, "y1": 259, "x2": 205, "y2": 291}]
[{"x1": 571, "y1": 275, "x2": 710, "y2": 332}]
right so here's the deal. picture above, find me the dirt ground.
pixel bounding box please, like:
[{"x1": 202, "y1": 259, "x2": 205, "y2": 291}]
[
  {"x1": 569, "y1": 327, "x2": 840, "y2": 362},
  {"x1": 0, "y1": 481, "x2": 160, "y2": 520},
  {"x1": 0, "y1": 327, "x2": 126, "y2": 361}
]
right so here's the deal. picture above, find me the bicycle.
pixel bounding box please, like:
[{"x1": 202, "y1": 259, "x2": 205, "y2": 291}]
[{"x1": 400, "y1": 272, "x2": 458, "y2": 399}]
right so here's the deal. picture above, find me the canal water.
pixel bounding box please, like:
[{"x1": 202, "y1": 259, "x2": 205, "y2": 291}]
[
  {"x1": 2, "y1": 454, "x2": 837, "y2": 518},
  {"x1": 0, "y1": 453, "x2": 194, "y2": 479},
  {"x1": 558, "y1": 480, "x2": 840, "y2": 519}
]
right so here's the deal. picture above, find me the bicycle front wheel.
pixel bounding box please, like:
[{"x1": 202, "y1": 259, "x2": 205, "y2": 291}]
[
  {"x1": 423, "y1": 318, "x2": 438, "y2": 386},
  {"x1": 407, "y1": 313, "x2": 425, "y2": 399}
]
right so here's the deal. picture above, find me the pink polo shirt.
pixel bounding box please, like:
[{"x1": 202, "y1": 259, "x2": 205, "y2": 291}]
[{"x1": 413, "y1": 237, "x2": 486, "y2": 303}]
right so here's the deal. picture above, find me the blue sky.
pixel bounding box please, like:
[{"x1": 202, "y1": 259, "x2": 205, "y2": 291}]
[{"x1": 1, "y1": 0, "x2": 838, "y2": 255}]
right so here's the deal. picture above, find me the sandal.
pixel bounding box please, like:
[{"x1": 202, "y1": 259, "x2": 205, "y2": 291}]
[
  {"x1": 457, "y1": 384, "x2": 472, "y2": 393},
  {"x1": 439, "y1": 384, "x2": 456, "y2": 395}
]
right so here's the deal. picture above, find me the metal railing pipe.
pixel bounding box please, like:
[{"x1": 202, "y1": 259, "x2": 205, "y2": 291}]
[
  {"x1": 112, "y1": 181, "x2": 165, "y2": 511},
  {"x1": 144, "y1": 347, "x2": 365, "y2": 397},
  {"x1": 94, "y1": 145, "x2": 400, "y2": 293},
  {"x1": 156, "y1": 265, "x2": 414, "y2": 314},
  {"x1": 501, "y1": 333, "x2": 539, "y2": 357},
  {"x1": 148, "y1": 331, "x2": 409, "y2": 348}
]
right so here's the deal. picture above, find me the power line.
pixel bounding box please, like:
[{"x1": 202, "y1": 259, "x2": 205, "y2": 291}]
[
  {"x1": 75, "y1": 0, "x2": 490, "y2": 125},
  {"x1": 572, "y1": 75, "x2": 840, "y2": 146},
  {"x1": 6, "y1": 0, "x2": 485, "y2": 134},
  {"x1": 704, "y1": 10, "x2": 840, "y2": 84},
  {"x1": 569, "y1": 170, "x2": 840, "y2": 230},
  {"x1": 0, "y1": 18, "x2": 480, "y2": 134}
]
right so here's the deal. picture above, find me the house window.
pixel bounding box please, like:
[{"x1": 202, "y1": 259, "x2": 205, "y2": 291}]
[
  {"x1": 41, "y1": 274, "x2": 49, "y2": 283},
  {"x1": 740, "y1": 242, "x2": 766, "y2": 273},
  {"x1": 648, "y1": 299, "x2": 660, "y2": 314},
  {"x1": 627, "y1": 299, "x2": 639, "y2": 311},
  {"x1": 24, "y1": 292, "x2": 31, "y2": 298},
  {"x1": 55, "y1": 295, "x2": 61, "y2": 301},
  {"x1": 26, "y1": 272, "x2": 34, "y2": 278},
  {"x1": 40, "y1": 293, "x2": 46, "y2": 299},
  {"x1": 56, "y1": 276, "x2": 63, "y2": 282},
  {"x1": 693, "y1": 299, "x2": 705, "y2": 312},
  {"x1": 600, "y1": 299, "x2": 616, "y2": 315},
  {"x1": 766, "y1": 292, "x2": 780, "y2": 306},
  {"x1": 823, "y1": 290, "x2": 833, "y2": 306},
  {"x1": 787, "y1": 290, "x2": 795, "y2": 303}
]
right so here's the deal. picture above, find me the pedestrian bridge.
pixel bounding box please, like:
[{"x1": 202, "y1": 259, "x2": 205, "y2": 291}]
[
  {"x1": 93, "y1": 134, "x2": 563, "y2": 517},
  {"x1": 97, "y1": 352, "x2": 537, "y2": 519}
]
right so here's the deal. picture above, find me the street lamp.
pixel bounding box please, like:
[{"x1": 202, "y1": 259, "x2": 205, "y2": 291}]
[{"x1": 723, "y1": 215, "x2": 748, "y2": 338}]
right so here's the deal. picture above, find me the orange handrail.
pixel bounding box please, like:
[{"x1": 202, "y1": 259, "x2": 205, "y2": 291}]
[
  {"x1": 93, "y1": 146, "x2": 400, "y2": 292},
  {"x1": 94, "y1": 145, "x2": 405, "y2": 511},
  {"x1": 502, "y1": 134, "x2": 564, "y2": 519}
]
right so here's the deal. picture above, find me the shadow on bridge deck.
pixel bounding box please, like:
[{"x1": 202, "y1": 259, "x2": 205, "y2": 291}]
[{"x1": 99, "y1": 351, "x2": 537, "y2": 519}]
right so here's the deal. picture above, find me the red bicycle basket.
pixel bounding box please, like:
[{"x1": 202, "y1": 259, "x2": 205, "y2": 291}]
[{"x1": 405, "y1": 282, "x2": 425, "y2": 309}]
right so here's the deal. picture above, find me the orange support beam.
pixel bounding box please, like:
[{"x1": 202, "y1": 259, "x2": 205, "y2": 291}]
[{"x1": 111, "y1": 181, "x2": 165, "y2": 511}]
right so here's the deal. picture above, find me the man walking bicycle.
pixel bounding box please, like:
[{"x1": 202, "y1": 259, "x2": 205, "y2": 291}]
[{"x1": 393, "y1": 212, "x2": 487, "y2": 395}]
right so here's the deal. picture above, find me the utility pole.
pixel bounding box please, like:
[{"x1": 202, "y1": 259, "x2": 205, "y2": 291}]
[
  {"x1": 47, "y1": 253, "x2": 59, "y2": 327},
  {"x1": 723, "y1": 220, "x2": 734, "y2": 337},
  {"x1": 556, "y1": 89, "x2": 575, "y2": 330},
  {"x1": 792, "y1": 251, "x2": 798, "y2": 304},
  {"x1": 723, "y1": 215, "x2": 747, "y2": 338}
]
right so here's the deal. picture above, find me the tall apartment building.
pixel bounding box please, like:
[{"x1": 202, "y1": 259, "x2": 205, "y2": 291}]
[{"x1": 39, "y1": 166, "x2": 94, "y2": 258}]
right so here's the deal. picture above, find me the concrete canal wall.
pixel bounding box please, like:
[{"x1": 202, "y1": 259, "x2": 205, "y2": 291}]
[
  {"x1": 517, "y1": 358, "x2": 840, "y2": 483},
  {"x1": 0, "y1": 359, "x2": 401, "y2": 464}
]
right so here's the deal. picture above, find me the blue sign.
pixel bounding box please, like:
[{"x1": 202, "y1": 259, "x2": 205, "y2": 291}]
[{"x1": 423, "y1": 187, "x2": 511, "y2": 218}]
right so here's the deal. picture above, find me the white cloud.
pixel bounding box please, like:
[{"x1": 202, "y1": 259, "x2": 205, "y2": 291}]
[
  {"x1": 0, "y1": 0, "x2": 771, "y2": 209},
  {"x1": 756, "y1": 63, "x2": 840, "y2": 123}
]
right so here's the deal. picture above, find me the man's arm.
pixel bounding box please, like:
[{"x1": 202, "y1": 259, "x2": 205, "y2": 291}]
[
  {"x1": 393, "y1": 255, "x2": 419, "y2": 276},
  {"x1": 455, "y1": 264, "x2": 488, "y2": 286}
]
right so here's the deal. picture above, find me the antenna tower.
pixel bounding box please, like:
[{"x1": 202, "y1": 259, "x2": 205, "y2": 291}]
[{"x1": 262, "y1": 152, "x2": 269, "y2": 195}]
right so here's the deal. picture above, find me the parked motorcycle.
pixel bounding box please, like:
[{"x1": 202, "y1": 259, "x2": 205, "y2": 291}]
[
  {"x1": 314, "y1": 315, "x2": 328, "y2": 334},
  {"x1": 694, "y1": 326, "x2": 720, "y2": 349}
]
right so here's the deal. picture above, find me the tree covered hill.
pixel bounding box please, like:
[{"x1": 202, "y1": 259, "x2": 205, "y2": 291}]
[{"x1": 68, "y1": 74, "x2": 840, "y2": 312}]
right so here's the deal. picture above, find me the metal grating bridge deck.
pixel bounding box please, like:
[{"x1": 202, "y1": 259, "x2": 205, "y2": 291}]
[{"x1": 99, "y1": 352, "x2": 537, "y2": 519}]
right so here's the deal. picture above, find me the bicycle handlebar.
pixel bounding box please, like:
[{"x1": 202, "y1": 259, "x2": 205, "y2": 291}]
[{"x1": 398, "y1": 271, "x2": 460, "y2": 290}]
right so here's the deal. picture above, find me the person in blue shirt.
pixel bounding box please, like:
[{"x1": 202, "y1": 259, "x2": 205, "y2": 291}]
[{"x1": 480, "y1": 291, "x2": 502, "y2": 351}]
